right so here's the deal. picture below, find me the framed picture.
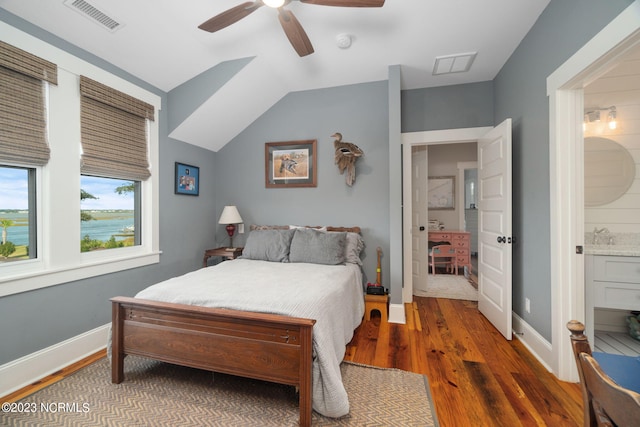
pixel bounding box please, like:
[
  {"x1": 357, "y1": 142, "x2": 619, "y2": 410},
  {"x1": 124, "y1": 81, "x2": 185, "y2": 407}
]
[
  {"x1": 265, "y1": 140, "x2": 317, "y2": 188},
  {"x1": 428, "y1": 176, "x2": 455, "y2": 210},
  {"x1": 175, "y1": 162, "x2": 199, "y2": 196}
]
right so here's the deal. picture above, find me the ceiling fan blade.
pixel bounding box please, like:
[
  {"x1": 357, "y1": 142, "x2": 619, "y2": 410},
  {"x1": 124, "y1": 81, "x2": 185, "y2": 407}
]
[
  {"x1": 198, "y1": 1, "x2": 263, "y2": 33},
  {"x1": 278, "y1": 9, "x2": 314, "y2": 57},
  {"x1": 300, "y1": 0, "x2": 385, "y2": 7}
]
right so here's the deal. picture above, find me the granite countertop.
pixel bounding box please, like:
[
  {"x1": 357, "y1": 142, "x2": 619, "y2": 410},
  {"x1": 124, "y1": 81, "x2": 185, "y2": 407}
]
[
  {"x1": 584, "y1": 245, "x2": 640, "y2": 257},
  {"x1": 583, "y1": 232, "x2": 640, "y2": 256}
]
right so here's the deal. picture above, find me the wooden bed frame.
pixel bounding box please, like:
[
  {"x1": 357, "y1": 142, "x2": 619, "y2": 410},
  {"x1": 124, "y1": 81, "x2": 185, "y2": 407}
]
[
  {"x1": 111, "y1": 226, "x2": 361, "y2": 427},
  {"x1": 111, "y1": 297, "x2": 315, "y2": 425}
]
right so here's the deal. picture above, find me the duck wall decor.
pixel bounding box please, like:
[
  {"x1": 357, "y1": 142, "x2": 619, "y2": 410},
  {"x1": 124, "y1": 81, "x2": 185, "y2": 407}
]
[{"x1": 332, "y1": 132, "x2": 363, "y2": 186}]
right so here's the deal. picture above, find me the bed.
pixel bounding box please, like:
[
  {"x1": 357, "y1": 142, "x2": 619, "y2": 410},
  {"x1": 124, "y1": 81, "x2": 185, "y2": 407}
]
[{"x1": 111, "y1": 226, "x2": 365, "y2": 426}]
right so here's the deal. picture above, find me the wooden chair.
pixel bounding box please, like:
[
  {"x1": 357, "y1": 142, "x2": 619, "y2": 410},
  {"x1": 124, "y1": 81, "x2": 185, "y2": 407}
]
[
  {"x1": 567, "y1": 320, "x2": 640, "y2": 426},
  {"x1": 429, "y1": 244, "x2": 457, "y2": 274}
]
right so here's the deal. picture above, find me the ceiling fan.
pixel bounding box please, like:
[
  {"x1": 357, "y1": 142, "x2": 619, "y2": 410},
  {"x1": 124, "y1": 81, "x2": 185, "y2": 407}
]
[{"x1": 198, "y1": 0, "x2": 385, "y2": 57}]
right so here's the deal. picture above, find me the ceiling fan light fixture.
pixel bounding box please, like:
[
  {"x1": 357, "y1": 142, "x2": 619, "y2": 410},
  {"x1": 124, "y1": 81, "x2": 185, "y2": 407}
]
[{"x1": 263, "y1": 0, "x2": 286, "y2": 8}]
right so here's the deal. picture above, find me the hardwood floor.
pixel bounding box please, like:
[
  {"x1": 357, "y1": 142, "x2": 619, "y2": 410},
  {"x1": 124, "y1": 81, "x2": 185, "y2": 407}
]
[
  {"x1": 345, "y1": 297, "x2": 583, "y2": 426},
  {"x1": 3, "y1": 297, "x2": 583, "y2": 426}
]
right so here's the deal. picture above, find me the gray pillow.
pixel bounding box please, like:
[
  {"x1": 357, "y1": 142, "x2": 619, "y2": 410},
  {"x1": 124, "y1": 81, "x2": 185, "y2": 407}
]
[
  {"x1": 344, "y1": 232, "x2": 364, "y2": 266},
  {"x1": 241, "y1": 229, "x2": 295, "y2": 262},
  {"x1": 289, "y1": 228, "x2": 346, "y2": 265}
]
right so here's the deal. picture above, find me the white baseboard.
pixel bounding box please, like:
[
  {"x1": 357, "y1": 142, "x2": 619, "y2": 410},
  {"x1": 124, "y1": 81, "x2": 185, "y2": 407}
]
[
  {"x1": 389, "y1": 303, "x2": 406, "y2": 324},
  {"x1": 0, "y1": 323, "x2": 110, "y2": 397},
  {"x1": 512, "y1": 313, "x2": 553, "y2": 372}
]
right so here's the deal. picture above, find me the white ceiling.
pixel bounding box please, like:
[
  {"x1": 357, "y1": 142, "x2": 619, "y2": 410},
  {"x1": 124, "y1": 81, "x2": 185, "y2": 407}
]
[{"x1": 1, "y1": 0, "x2": 551, "y2": 151}]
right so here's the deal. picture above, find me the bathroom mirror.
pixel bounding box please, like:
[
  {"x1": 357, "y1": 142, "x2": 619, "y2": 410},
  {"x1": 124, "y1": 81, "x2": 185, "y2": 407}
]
[{"x1": 584, "y1": 137, "x2": 636, "y2": 206}]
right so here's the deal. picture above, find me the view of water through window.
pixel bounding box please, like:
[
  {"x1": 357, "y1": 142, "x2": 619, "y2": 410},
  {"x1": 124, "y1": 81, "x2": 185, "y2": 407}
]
[
  {"x1": 80, "y1": 176, "x2": 137, "y2": 252},
  {"x1": 0, "y1": 166, "x2": 33, "y2": 261}
]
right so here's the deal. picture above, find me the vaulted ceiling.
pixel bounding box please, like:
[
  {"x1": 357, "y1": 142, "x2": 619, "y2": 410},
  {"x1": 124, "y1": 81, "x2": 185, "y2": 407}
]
[{"x1": 1, "y1": 0, "x2": 551, "y2": 151}]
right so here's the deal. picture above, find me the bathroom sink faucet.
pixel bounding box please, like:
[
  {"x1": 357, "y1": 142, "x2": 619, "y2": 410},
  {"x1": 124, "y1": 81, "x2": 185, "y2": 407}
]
[{"x1": 592, "y1": 227, "x2": 610, "y2": 245}]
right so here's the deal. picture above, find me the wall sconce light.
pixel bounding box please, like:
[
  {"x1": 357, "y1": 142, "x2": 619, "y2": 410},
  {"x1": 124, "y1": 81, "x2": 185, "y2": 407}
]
[
  {"x1": 218, "y1": 205, "x2": 243, "y2": 249},
  {"x1": 584, "y1": 106, "x2": 617, "y2": 130},
  {"x1": 585, "y1": 110, "x2": 600, "y2": 122}
]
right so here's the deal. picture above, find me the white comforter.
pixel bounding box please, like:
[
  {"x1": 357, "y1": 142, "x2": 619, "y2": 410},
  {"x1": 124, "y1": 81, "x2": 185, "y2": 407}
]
[{"x1": 134, "y1": 259, "x2": 365, "y2": 418}]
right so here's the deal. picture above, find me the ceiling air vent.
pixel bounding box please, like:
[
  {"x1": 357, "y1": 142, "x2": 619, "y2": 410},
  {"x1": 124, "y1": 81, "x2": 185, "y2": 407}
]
[
  {"x1": 63, "y1": 0, "x2": 124, "y2": 33},
  {"x1": 433, "y1": 52, "x2": 477, "y2": 75}
]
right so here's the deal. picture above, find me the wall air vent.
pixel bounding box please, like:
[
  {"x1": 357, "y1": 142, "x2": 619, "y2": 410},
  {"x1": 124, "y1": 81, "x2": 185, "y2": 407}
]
[{"x1": 63, "y1": 0, "x2": 124, "y2": 33}]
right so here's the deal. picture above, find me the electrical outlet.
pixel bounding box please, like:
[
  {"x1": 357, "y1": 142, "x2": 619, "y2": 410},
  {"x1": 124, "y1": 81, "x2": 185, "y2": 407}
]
[{"x1": 525, "y1": 298, "x2": 531, "y2": 313}]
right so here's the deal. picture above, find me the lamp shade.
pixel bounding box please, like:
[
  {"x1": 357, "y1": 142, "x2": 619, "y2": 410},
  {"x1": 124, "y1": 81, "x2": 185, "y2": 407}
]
[{"x1": 218, "y1": 205, "x2": 243, "y2": 224}]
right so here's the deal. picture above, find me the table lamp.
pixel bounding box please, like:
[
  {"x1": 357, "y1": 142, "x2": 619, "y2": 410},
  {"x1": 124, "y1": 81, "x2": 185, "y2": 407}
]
[{"x1": 218, "y1": 205, "x2": 243, "y2": 250}]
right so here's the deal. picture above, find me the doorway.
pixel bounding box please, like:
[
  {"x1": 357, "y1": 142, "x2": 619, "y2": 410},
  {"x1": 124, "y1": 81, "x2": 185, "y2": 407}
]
[
  {"x1": 402, "y1": 128, "x2": 491, "y2": 305},
  {"x1": 402, "y1": 119, "x2": 513, "y2": 340},
  {"x1": 402, "y1": 121, "x2": 513, "y2": 339},
  {"x1": 461, "y1": 164, "x2": 479, "y2": 279},
  {"x1": 548, "y1": 2, "x2": 640, "y2": 381},
  {"x1": 583, "y1": 47, "x2": 640, "y2": 356},
  {"x1": 410, "y1": 144, "x2": 478, "y2": 294}
]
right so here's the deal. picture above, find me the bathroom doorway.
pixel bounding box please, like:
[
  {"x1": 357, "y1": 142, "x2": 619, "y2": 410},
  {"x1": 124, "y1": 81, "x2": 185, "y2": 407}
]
[
  {"x1": 548, "y1": 3, "x2": 640, "y2": 381},
  {"x1": 582, "y1": 43, "x2": 640, "y2": 356},
  {"x1": 462, "y1": 166, "x2": 478, "y2": 280}
]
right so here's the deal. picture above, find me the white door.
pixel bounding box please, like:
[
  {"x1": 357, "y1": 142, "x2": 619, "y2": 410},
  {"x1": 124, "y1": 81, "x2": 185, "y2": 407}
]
[
  {"x1": 477, "y1": 119, "x2": 513, "y2": 339},
  {"x1": 412, "y1": 146, "x2": 429, "y2": 292}
]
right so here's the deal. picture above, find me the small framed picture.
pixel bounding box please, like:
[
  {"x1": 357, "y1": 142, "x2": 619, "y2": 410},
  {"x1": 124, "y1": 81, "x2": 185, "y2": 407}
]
[
  {"x1": 175, "y1": 162, "x2": 199, "y2": 196},
  {"x1": 265, "y1": 140, "x2": 317, "y2": 188},
  {"x1": 428, "y1": 176, "x2": 455, "y2": 210}
]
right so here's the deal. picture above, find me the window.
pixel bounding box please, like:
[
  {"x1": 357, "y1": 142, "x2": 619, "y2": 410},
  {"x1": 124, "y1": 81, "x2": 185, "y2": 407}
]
[
  {"x1": 0, "y1": 27, "x2": 160, "y2": 297},
  {"x1": 0, "y1": 40, "x2": 56, "y2": 267},
  {"x1": 80, "y1": 176, "x2": 140, "y2": 252},
  {"x1": 78, "y1": 76, "x2": 151, "y2": 254},
  {"x1": 0, "y1": 165, "x2": 36, "y2": 262}
]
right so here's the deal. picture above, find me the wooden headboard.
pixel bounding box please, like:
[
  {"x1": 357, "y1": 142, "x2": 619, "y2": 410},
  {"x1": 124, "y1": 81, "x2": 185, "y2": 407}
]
[{"x1": 249, "y1": 225, "x2": 361, "y2": 234}]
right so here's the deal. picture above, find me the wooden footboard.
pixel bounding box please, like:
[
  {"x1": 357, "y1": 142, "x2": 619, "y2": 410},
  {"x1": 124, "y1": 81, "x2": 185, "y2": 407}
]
[{"x1": 111, "y1": 296, "x2": 316, "y2": 426}]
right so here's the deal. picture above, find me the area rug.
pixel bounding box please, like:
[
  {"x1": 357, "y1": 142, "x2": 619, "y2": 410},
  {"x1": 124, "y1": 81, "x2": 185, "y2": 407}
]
[
  {"x1": 1, "y1": 356, "x2": 439, "y2": 426},
  {"x1": 414, "y1": 274, "x2": 478, "y2": 301}
]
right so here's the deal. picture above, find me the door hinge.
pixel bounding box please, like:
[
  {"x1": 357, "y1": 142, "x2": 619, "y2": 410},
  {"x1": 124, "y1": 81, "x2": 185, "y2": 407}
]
[{"x1": 576, "y1": 245, "x2": 583, "y2": 254}]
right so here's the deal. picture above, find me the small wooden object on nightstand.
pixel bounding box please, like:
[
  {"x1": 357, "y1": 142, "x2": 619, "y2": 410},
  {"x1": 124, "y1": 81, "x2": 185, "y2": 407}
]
[
  {"x1": 202, "y1": 247, "x2": 243, "y2": 267},
  {"x1": 364, "y1": 294, "x2": 388, "y2": 323}
]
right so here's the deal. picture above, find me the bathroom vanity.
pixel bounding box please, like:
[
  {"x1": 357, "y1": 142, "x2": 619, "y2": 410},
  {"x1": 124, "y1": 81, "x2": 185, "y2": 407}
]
[{"x1": 585, "y1": 246, "x2": 640, "y2": 346}]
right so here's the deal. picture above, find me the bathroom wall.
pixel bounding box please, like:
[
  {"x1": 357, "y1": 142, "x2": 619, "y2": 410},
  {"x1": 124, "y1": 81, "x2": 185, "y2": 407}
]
[{"x1": 584, "y1": 44, "x2": 640, "y2": 237}]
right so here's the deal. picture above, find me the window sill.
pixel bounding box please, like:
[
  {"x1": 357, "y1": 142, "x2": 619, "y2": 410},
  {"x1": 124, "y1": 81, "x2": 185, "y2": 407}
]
[{"x1": 0, "y1": 250, "x2": 161, "y2": 297}]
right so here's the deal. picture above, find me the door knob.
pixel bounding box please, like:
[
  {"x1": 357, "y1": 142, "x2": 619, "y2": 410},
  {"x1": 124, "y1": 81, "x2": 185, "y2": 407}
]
[
  {"x1": 497, "y1": 236, "x2": 506, "y2": 243},
  {"x1": 419, "y1": 226, "x2": 425, "y2": 231}
]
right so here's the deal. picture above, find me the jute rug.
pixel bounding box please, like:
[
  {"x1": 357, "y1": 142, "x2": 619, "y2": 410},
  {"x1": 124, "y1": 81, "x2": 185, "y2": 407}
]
[
  {"x1": 1, "y1": 356, "x2": 438, "y2": 426},
  {"x1": 414, "y1": 274, "x2": 478, "y2": 301}
]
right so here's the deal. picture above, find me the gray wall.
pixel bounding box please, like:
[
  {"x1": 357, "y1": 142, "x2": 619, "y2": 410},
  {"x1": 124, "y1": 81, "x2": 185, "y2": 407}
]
[
  {"x1": 401, "y1": 82, "x2": 494, "y2": 132},
  {"x1": 492, "y1": 0, "x2": 634, "y2": 340},
  {"x1": 214, "y1": 81, "x2": 390, "y2": 289},
  {"x1": 0, "y1": 11, "x2": 218, "y2": 364}
]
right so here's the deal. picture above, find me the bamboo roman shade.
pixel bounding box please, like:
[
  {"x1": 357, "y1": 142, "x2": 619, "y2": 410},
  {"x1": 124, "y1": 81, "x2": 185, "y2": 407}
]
[
  {"x1": 0, "y1": 41, "x2": 57, "y2": 166},
  {"x1": 80, "y1": 76, "x2": 155, "y2": 181}
]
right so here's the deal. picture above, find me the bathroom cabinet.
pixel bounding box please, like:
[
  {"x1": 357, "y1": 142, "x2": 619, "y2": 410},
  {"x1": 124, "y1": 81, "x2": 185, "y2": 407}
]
[{"x1": 585, "y1": 254, "x2": 640, "y2": 345}]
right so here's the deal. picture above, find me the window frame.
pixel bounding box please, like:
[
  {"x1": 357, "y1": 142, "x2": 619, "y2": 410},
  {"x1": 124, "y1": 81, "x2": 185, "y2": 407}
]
[{"x1": 0, "y1": 22, "x2": 161, "y2": 297}]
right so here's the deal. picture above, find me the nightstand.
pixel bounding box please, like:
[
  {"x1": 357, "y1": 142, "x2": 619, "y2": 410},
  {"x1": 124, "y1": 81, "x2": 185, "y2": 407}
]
[
  {"x1": 364, "y1": 294, "x2": 388, "y2": 323},
  {"x1": 203, "y1": 247, "x2": 243, "y2": 267}
]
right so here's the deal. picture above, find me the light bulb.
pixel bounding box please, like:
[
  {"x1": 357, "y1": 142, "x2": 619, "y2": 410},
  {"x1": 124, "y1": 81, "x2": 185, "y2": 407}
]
[
  {"x1": 263, "y1": 0, "x2": 285, "y2": 7},
  {"x1": 608, "y1": 108, "x2": 617, "y2": 130}
]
